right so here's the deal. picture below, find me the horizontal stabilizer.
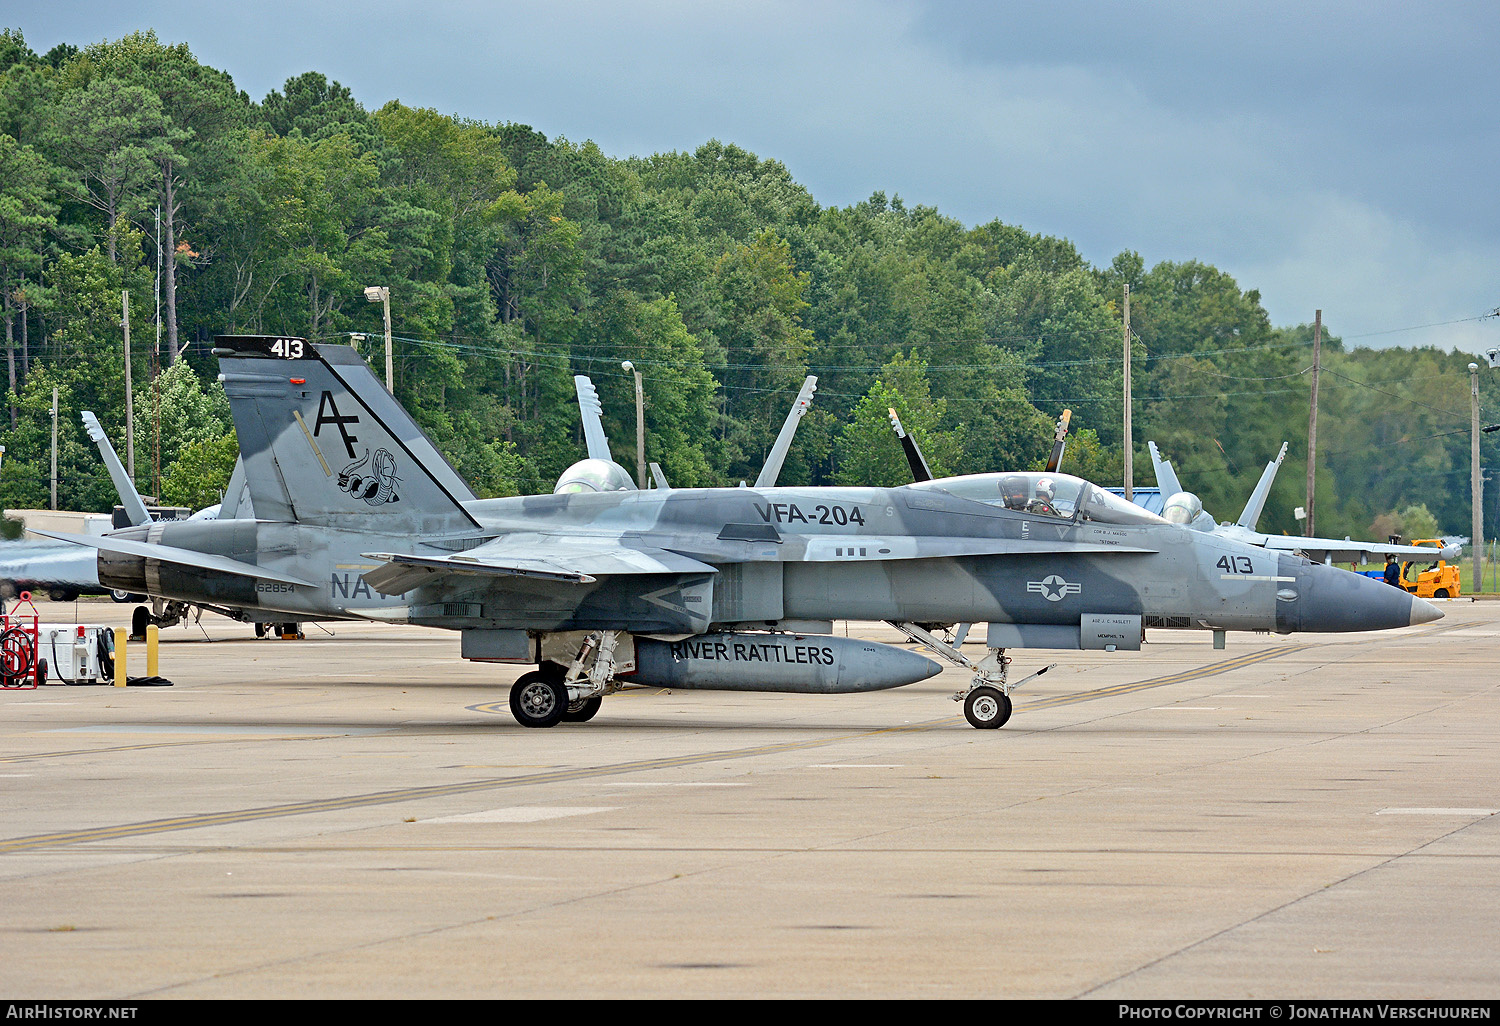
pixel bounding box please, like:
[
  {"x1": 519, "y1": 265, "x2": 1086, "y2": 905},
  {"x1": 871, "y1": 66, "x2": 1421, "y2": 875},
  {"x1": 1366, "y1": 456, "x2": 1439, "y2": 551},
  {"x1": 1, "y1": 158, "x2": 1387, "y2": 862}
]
[{"x1": 29, "y1": 529, "x2": 316, "y2": 587}]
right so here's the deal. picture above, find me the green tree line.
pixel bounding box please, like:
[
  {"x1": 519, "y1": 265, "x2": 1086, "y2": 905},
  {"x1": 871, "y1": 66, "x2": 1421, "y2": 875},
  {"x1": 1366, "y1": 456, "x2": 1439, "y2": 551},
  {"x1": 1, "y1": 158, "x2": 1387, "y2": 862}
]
[{"x1": 1, "y1": 28, "x2": 1496, "y2": 542}]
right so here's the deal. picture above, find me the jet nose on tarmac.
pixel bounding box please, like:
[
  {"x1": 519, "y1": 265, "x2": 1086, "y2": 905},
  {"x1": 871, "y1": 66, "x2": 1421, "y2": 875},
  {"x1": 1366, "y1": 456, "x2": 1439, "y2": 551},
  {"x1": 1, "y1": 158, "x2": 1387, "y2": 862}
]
[
  {"x1": 1409, "y1": 595, "x2": 1444, "y2": 626},
  {"x1": 1279, "y1": 558, "x2": 1444, "y2": 633}
]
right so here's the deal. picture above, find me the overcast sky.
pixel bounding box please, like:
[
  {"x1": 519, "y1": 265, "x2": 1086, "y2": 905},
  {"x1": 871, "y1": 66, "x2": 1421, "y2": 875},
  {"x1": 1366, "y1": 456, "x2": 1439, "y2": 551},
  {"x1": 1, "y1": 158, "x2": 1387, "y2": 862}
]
[{"x1": 7, "y1": 0, "x2": 1500, "y2": 355}]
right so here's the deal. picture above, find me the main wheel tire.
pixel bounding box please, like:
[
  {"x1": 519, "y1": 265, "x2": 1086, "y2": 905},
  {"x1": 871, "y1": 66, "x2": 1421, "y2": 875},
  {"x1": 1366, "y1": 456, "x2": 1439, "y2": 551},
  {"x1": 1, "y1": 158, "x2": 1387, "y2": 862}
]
[
  {"x1": 563, "y1": 696, "x2": 602, "y2": 722},
  {"x1": 131, "y1": 606, "x2": 153, "y2": 640},
  {"x1": 509, "y1": 671, "x2": 568, "y2": 728},
  {"x1": 964, "y1": 686, "x2": 1012, "y2": 729}
]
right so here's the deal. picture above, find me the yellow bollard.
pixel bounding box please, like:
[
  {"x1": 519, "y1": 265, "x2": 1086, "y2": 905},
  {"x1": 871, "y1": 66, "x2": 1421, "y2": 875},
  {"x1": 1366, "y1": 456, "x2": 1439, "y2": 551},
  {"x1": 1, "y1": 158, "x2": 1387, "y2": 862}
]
[
  {"x1": 146, "y1": 624, "x2": 159, "y2": 677},
  {"x1": 114, "y1": 628, "x2": 127, "y2": 687}
]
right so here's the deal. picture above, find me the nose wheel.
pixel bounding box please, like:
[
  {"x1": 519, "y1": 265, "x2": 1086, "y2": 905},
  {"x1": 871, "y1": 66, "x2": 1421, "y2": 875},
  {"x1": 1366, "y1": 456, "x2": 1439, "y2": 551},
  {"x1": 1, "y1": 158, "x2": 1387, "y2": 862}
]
[{"x1": 964, "y1": 686, "x2": 1012, "y2": 729}]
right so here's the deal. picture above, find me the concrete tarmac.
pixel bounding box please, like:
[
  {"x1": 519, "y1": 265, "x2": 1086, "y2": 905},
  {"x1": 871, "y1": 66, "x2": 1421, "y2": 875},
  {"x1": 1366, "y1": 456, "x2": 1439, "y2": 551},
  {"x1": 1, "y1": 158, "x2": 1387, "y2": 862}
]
[{"x1": 1, "y1": 598, "x2": 1496, "y2": 1000}]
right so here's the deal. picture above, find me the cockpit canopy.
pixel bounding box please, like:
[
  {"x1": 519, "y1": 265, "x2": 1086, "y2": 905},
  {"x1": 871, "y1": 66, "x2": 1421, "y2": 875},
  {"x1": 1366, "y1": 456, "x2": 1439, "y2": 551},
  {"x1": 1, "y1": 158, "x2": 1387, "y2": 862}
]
[
  {"x1": 908, "y1": 472, "x2": 1167, "y2": 526},
  {"x1": 1161, "y1": 490, "x2": 1204, "y2": 525},
  {"x1": 554, "y1": 457, "x2": 636, "y2": 494}
]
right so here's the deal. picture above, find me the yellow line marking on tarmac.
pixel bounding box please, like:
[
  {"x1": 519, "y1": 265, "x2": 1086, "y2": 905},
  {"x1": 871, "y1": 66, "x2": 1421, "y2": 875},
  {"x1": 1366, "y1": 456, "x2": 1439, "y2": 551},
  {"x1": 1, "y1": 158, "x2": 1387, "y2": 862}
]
[
  {"x1": 1412, "y1": 619, "x2": 1485, "y2": 637},
  {"x1": 1022, "y1": 646, "x2": 1296, "y2": 711},
  {"x1": 0, "y1": 729, "x2": 926, "y2": 854},
  {"x1": 0, "y1": 641, "x2": 1405, "y2": 854},
  {"x1": 0, "y1": 736, "x2": 349, "y2": 764}
]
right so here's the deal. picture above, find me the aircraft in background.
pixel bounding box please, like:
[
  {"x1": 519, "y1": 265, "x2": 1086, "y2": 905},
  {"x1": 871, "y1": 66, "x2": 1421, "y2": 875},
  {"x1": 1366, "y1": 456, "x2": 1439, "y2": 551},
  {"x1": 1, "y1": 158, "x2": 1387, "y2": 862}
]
[
  {"x1": 1147, "y1": 441, "x2": 1462, "y2": 565},
  {"x1": 34, "y1": 336, "x2": 1441, "y2": 730},
  {"x1": 557, "y1": 371, "x2": 819, "y2": 493}
]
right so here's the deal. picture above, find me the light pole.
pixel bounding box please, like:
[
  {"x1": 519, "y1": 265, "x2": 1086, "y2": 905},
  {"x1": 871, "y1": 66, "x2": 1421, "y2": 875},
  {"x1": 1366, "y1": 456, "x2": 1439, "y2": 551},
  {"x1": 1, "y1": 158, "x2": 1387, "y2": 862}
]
[
  {"x1": 622, "y1": 361, "x2": 645, "y2": 488},
  {"x1": 1471, "y1": 363, "x2": 1483, "y2": 593},
  {"x1": 363, "y1": 286, "x2": 392, "y2": 392}
]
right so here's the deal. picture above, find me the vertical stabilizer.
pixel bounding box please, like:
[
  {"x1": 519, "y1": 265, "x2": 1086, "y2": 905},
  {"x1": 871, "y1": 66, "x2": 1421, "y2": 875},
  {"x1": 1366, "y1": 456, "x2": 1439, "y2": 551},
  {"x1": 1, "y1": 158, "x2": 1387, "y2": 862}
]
[
  {"x1": 1148, "y1": 441, "x2": 1184, "y2": 497},
  {"x1": 216, "y1": 458, "x2": 253, "y2": 519},
  {"x1": 1045, "y1": 409, "x2": 1072, "y2": 473},
  {"x1": 755, "y1": 376, "x2": 818, "y2": 488},
  {"x1": 887, "y1": 407, "x2": 933, "y2": 483},
  {"x1": 573, "y1": 375, "x2": 614, "y2": 462},
  {"x1": 215, "y1": 336, "x2": 479, "y2": 533},
  {"x1": 1237, "y1": 442, "x2": 1289, "y2": 530},
  {"x1": 81, "y1": 411, "x2": 151, "y2": 527}
]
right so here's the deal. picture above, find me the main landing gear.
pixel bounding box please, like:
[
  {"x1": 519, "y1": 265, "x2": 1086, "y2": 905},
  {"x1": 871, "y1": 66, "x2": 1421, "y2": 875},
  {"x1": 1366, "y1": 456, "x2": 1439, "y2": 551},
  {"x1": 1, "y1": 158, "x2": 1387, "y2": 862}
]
[
  {"x1": 508, "y1": 630, "x2": 622, "y2": 728},
  {"x1": 130, "y1": 600, "x2": 199, "y2": 640},
  {"x1": 889, "y1": 622, "x2": 1053, "y2": 730}
]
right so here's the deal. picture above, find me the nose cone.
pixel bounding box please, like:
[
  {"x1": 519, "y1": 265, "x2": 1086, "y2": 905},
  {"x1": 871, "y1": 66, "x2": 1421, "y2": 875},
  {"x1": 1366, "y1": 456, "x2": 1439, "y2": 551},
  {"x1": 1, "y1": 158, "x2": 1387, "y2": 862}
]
[
  {"x1": 1278, "y1": 559, "x2": 1443, "y2": 633},
  {"x1": 1409, "y1": 596, "x2": 1444, "y2": 626}
]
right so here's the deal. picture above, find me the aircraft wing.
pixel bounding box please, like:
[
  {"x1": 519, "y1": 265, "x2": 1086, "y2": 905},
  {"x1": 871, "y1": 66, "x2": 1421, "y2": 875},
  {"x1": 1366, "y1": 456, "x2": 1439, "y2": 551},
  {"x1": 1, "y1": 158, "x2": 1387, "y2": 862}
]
[
  {"x1": 1237, "y1": 531, "x2": 1460, "y2": 564},
  {"x1": 360, "y1": 538, "x2": 719, "y2": 595},
  {"x1": 29, "y1": 529, "x2": 317, "y2": 587}
]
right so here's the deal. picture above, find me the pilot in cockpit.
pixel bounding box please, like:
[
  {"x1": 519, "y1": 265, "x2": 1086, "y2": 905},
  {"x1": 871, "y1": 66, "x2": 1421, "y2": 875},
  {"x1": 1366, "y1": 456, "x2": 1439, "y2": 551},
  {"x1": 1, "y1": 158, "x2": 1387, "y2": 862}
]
[
  {"x1": 1030, "y1": 477, "x2": 1059, "y2": 516},
  {"x1": 1000, "y1": 475, "x2": 1030, "y2": 511}
]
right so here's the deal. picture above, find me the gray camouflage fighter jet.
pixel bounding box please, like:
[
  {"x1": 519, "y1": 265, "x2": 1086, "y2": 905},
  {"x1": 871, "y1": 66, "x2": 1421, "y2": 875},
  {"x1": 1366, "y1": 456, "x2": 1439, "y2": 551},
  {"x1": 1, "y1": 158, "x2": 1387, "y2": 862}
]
[
  {"x1": 1149, "y1": 441, "x2": 1463, "y2": 565},
  {"x1": 34, "y1": 336, "x2": 1442, "y2": 730}
]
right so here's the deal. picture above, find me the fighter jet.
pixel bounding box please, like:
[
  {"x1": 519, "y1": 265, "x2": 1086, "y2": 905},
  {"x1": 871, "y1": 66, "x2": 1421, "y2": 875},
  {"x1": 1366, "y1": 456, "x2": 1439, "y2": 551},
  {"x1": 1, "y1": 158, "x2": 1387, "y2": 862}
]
[
  {"x1": 1148, "y1": 441, "x2": 1462, "y2": 564},
  {"x1": 33, "y1": 336, "x2": 1442, "y2": 730}
]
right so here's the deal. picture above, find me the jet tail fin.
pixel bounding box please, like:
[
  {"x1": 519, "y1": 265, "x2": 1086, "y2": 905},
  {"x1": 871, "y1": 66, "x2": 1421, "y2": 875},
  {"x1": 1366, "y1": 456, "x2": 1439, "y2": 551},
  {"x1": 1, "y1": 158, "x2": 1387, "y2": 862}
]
[
  {"x1": 573, "y1": 375, "x2": 614, "y2": 462},
  {"x1": 1148, "y1": 441, "x2": 1183, "y2": 497},
  {"x1": 216, "y1": 458, "x2": 253, "y2": 519},
  {"x1": 214, "y1": 336, "x2": 479, "y2": 534},
  {"x1": 1236, "y1": 442, "x2": 1289, "y2": 530},
  {"x1": 755, "y1": 376, "x2": 818, "y2": 488},
  {"x1": 1045, "y1": 409, "x2": 1072, "y2": 473},
  {"x1": 887, "y1": 408, "x2": 933, "y2": 483},
  {"x1": 81, "y1": 411, "x2": 151, "y2": 527}
]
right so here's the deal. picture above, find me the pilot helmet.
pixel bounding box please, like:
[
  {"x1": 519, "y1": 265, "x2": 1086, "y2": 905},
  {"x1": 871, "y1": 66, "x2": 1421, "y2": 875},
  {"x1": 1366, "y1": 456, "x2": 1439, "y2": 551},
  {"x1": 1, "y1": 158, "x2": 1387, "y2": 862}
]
[
  {"x1": 1035, "y1": 477, "x2": 1056, "y2": 500},
  {"x1": 1000, "y1": 475, "x2": 1029, "y2": 504}
]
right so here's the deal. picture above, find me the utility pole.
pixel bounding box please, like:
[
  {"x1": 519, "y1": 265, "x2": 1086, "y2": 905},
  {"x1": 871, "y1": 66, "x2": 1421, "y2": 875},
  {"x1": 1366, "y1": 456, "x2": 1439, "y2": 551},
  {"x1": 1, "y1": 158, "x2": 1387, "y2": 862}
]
[
  {"x1": 1472, "y1": 363, "x2": 1483, "y2": 594},
  {"x1": 153, "y1": 206, "x2": 161, "y2": 369},
  {"x1": 123, "y1": 290, "x2": 134, "y2": 481},
  {"x1": 1305, "y1": 310, "x2": 1321, "y2": 537},
  {"x1": 1123, "y1": 284, "x2": 1132, "y2": 501},
  {"x1": 49, "y1": 386, "x2": 57, "y2": 510}
]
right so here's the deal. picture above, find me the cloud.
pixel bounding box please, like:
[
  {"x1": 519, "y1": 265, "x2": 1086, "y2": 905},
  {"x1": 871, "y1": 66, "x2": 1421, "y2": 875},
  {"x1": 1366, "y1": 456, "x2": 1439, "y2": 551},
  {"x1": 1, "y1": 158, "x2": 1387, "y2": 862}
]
[{"x1": 9, "y1": 0, "x2": 1500, "y2": 352}]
